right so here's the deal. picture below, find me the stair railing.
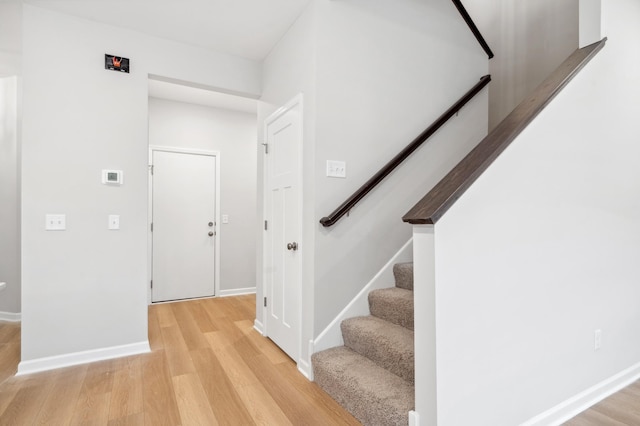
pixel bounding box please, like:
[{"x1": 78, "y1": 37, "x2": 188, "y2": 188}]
[
  {"x1": 403, "y1": 39, "x2": 607, "y2": 225},
  {"x1": 319, "y1": 75, "x2": 491, "y2": 227},
  {"x1": 451, "y1": 0, "x2": 495, "y2": 59}
]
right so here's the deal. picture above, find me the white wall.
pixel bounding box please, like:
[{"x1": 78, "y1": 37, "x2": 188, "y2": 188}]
[
  {"x1": 418, "y1": 1, "x2": 640, "y2": 424},
  {"x1": 0, "y1": 76, "x2": 20, "y2": 317},
  {"x1": 0, "y1": 3, "x2": 21, "y2": 76},
  {"x1": 20, "y1": 5, "x2": 261, "y2": 369},
  {"x1": 148, "y1": 98, "x2": 257, "y2": 293},
  {"x1": 312, "y1": 0, "x2": 488, "y2": 336},
  {"x1": 259, "y1": 0, "x2": 489, "y2": 371},
  {"x1": 466, "y1": 0, "x2": 579, "y2": 129}
]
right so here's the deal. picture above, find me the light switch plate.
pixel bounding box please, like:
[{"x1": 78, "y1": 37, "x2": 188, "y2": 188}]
[
  {"x1": 222, "y1": 215, "x2": 229, "y2": 224},
  {"x1": 46, "y1": 214, "x2": 66, "y2": 231},
  {"x1": 108, "y1": 215, "x2": 120, "y2": 230},
  {"x1": 326, "y1": 160, "x2": 346, "y2": 178}
]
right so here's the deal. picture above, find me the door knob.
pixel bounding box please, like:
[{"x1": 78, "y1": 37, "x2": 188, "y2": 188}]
[
  {"x1": 208, "y1": 222, "x2": 214, "y2": 227},
  {"x1": 208, "y1": 231, "x2": 214, "y2": 237},
  {"x1": 287, "y1": 242, "x2": 298, "y2": 251}
]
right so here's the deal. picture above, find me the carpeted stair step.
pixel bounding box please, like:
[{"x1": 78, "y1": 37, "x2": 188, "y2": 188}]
[
  {"x1": 393, "y1": 262, "x2": 413, "y2": 291},
  {"x1": 369, "y1": 287, "x2": 414, "y2": 331},
  {"x1": 312, "y1": 346, "x2": 414, "y2": 426},
  {"x1": 341, "y1": 315, "x2": 414, "y2": 384}
]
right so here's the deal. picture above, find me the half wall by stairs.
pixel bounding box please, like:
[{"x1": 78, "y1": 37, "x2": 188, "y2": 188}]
[{"x1": 312, "y1": 263, "x2": 414, "y2": 426}]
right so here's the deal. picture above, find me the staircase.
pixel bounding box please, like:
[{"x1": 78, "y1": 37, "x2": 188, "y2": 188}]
[{"x1": 312, "y1": 262, "x2": 415, "y2": 426}]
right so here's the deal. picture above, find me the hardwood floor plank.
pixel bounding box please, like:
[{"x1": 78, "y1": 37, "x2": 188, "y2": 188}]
[
  {"x1": 108, "y1": 412, "x2": 145, "y2": 426},
  {"x1": 70, "y1": 361, "x2": 115, "y2": 426},
  {"x1": 171, "y1": 302, "x2": 210, "y2": 350},
  {"x1": 190, "y1": 300, "x2": 219, "y2": 333},
  {"x1": 141, "y1": 351, "x2": 181, "y2": 426},
  {"x1": 109, "y1": 357, "x2": 144, "y2": 421},
  {"x1": 172, "y1": 373, "x2": 219, "y2": 426},
  {"x1": 155, "y1": 303, "x2": 178, "y2": 328},
  {"x1": 33, "y1": 364, "x2": 88, "y2": 425},
  {"x1": 564, "y1": 407, "x2": 627, "y2": 426},
  {"x1": 190, "y1": 347, "x2": 255, "y2": 426},
  {"x1": 0, "y1": 371, "x2": 59, "y2": 425},
  {"x1": 160, "y1": 325, "x2": 196, "y2": 377},
  {"x1": 147, "y1": 305, "x2": 163, "y2": 351}
]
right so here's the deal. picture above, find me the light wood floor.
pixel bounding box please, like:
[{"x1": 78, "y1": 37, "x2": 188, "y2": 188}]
[
  {"x1": 563, "y1": 380, "x2": 640, "y2": 425},
  {"x1": 3, "y1": 298, "x2": 640, "y2": 426},
  {"x1": 0, "y1": 295, "x2": 361, "y2": 425}
]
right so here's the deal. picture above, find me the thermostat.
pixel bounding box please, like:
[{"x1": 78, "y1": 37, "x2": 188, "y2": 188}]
[{"x1": 102, "y1": 170, "x2": 124, "y2": 185}]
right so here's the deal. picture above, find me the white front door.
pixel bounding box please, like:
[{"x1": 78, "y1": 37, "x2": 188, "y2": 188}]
[
  {"x1": 151, "y1": 149, "x2": 217, "y2": 302},
  {"x1": 264, "y1": 95, "x2": 302, "y2": 361}
]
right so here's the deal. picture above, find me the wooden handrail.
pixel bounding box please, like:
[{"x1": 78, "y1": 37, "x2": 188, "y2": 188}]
[
  {"x1": 403, "y1": 38, "x2": 607, "y2": 225},
  {"x1": 451, "y1": 0, "x2": 494, "y2": 59},
  {"x1": 319, "y1": 75, "x2": 491, "y2": 227}
]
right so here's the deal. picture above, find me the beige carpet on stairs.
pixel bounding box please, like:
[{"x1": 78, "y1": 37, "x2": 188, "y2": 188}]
[{"x1": 312, "y1": 262, "x2": 415, "y2": 426}]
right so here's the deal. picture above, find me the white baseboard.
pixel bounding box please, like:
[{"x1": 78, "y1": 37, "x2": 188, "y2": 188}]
[
  {"x1": 409, "y1": 411, "x2": 420, "y2": 426},
  {"x1": 219, "y1": 287, "x2": 256, "y2": 297},
  {"x1": 312, "y1": 238, "x2": 413, "y2": 354},
  {"x1": 297, "y1": 357, "x2": 312, "y2": 380},
  {"x1": 253, "y1": 319, "x2": 264, "y2": 335},
  {"x1": 522, "y1": 361, "x2": 640, "y2": 426},
  {"x1": 0, "y1": 311, "x2": 21, "y2": 322},
  {"x1": 16, "y1": 341, "x2": 151, "y2": 376}
]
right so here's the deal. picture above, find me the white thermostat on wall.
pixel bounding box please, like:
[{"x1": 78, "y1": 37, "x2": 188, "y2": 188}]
[{"x1": 102, "y1": 169, "x2": 124, "y2": 185}]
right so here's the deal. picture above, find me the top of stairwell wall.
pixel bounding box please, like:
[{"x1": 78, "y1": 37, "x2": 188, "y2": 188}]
[
  {"x1": 311, "y1": 0, "x2": 489, "y2": 335},
  {"x1": 464, "y1": 0, "x2": 580, "y2": 130}
]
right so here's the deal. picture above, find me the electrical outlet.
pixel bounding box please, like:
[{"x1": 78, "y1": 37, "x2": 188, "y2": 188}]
[{"x1": 594, "y1": 329, "x2": 602, "y2": 351}]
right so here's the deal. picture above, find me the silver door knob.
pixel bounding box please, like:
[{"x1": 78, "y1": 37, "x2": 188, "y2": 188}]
[
  {"x1": 208, "y1": 231, "x2": 214, "y2": 237},
  {"x1": 287, "y1": 242, "x2": 298, "y2": 251},
  {"x1": 208, "y1": 222, "x2": 214, "y2": 227}
]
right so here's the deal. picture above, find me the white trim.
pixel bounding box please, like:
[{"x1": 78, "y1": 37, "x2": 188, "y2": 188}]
[
  {"x1": 521, "y1": 361, "x2": 640, "y2": 426},
  {"x1": 0, "y1": 311, "x2": 21, "y2": 322},
  {"x1": 16, "y1": 341, "x2": 151, "y2": 376},
  {"x1": 312, "y1": 238, "x2": 413, "y2": 354},
  {"x1": 297, "y1": 356, "x2": 312, "y2": 380},
  {"x1": 253, "y1": 319, "x2": 264, "y2": 335},
  {"x1": 218, "y1": 287, "x2": 256, "y2": 297},
  {"x1": 147, "y1": 146, "x2": 221, "y2": 304},
  {"x1": 261, "y1": 93, "x2": 304, "y2": 366},
  {"x1": 409, "y1": 411, "x2": 420, "y2": 426}
]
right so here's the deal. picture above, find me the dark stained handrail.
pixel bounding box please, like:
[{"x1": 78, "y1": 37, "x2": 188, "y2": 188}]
[
  {"x1": 451, "y1": 0, "x2": 494, "y2": 59},
  {"x1": 319, "y1": 75, "x2": 491, "y2": 227},
  {"x1": 403, "y1": 39, "x2": 607, "y2": 225}
]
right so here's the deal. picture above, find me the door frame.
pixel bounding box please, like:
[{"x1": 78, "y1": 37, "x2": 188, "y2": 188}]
[
  {"x1": 261, "y1": 94, "x2": 304, "y2": 363},
  {"x1": 147, "y1": 145, "x2": 221, "y2": 304}
]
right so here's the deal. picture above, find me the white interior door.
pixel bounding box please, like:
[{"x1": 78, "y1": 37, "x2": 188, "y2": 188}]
[
  {"x1": 264, "y1": 96, "x2": 302, "y2": 362},
  {"x1": 152, "y1": 149, "x2": 216, "y2": 302}
]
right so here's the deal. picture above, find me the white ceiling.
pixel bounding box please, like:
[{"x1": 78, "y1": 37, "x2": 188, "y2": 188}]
[{"x1": 22, "y1": 0, "x2": 311, "y2": 61}]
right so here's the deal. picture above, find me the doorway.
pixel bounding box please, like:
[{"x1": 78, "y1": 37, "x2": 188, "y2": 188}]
[{"x1": 149, "y1": 147, "x2": 220, "y2": 302}]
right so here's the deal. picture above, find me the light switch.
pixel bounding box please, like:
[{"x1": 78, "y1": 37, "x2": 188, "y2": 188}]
[
  {"x1": 326, "y1": 160, "x2": 346, "y2": 178},
  {"x1": 45, "y1": 214, "x2": 66, "y2": 231},
  {"x1": 108, "y1": 215, "x2": 120, "y2": 230},
  {"x1": 222, "y1": 215, "x2": 229, "y2": 224}
]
